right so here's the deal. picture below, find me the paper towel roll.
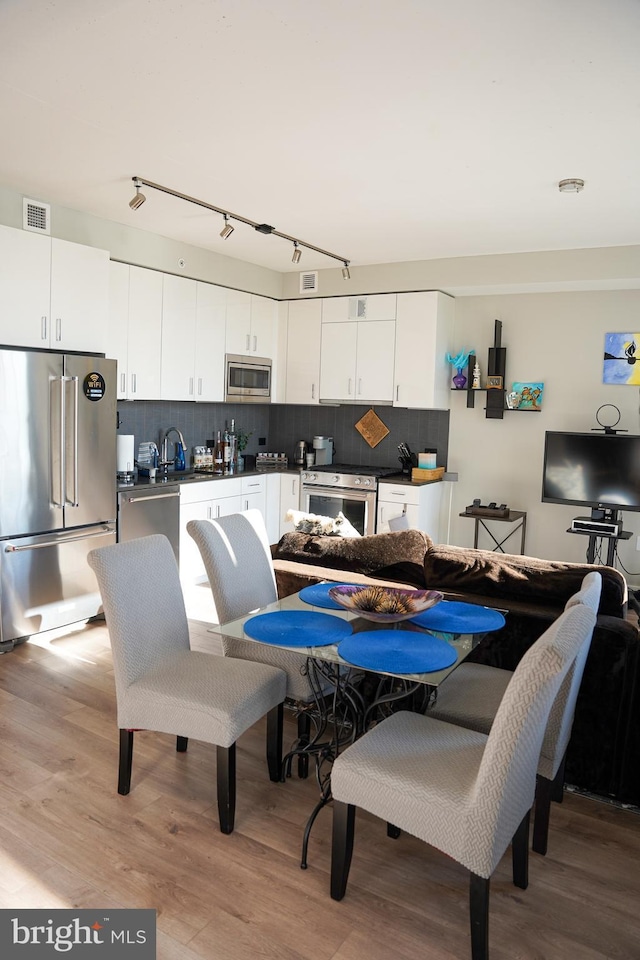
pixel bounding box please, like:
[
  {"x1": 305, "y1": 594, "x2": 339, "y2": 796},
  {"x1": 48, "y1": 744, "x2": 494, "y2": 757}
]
[{"x1": 117, "y1": 434, "x2": 135, "y2": 473}]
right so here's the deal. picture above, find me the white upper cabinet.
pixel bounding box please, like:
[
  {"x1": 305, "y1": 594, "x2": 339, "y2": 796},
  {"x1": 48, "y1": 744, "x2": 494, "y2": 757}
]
[
  {"x1": 50, "y1": 238, "x2": 110, "y2": 353},
  {"x1": 320, "y1": 318, "x2": 396, "y2": 403},
  {"x1": 394, "y1": 292, "x2": 455, "y2": 409},
  {"x1": 285, "y1": 299, "x2": 322, "y2": 404},
  {"x1": 107, "y1": 263, "x2": 163, "y2": 400},
  {"x1": 161, "y1": 274, "x2": 197, "y2": 400},
  {"x1": 225, "y1": 290, "x2": 277, "y2": 358},
  {"x1": 249, "y1": 294, "x2": 278, "y2": 358},
  {"x1": 0, "y1": 225, "x2": 51, "y2": 348},
  {"x1": 194, "y1": 281, "x2": 227, "y2": 402},
  {"x1": 224, "y1": 289, "x2": 252, "y2": 355},
  {"x1": 0, "y1": 225, "x2": 109, "y2": 353}
]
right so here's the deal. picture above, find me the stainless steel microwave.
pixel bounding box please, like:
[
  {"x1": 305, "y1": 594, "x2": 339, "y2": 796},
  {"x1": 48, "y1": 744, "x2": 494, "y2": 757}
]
[{"x1": 225, "y1": 353, "x2": 272, "y2": 402}]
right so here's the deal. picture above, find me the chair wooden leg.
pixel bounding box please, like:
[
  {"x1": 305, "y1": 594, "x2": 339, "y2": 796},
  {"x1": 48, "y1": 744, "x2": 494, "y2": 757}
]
[
  {"x1": 331, "y1": 801, "x2": 355, "y2": 901},
  {"x1": 550, "y1": 753, "x2": 566, "y2": 803},
  {"x1": 512, "y1": 809, "x2": 530, "y2": 889},
  {"x1": 297, "y1": 710, "x2": 311, "y2": 779},
  {"x1": 387, "y1": 823, "x2": 401, "y2": 839},
  {"x1": 469, "y1": 873, "x2": 490, "y2": 960},
  {"x1": 533, "y1": 775, "x2": 554, "y2": 856},
  {"x1": 118, "y1": 729, "x2": 134, "y2": 795},
  {"x1": 216, "y1": 744, "x2": 236, "y2": 834},
  {"x1": 266, "y1": 703, "x2": 283, "y2": 783},
  {"x1": 176, "y1": 736, "x2": 188, "y2": 752}
]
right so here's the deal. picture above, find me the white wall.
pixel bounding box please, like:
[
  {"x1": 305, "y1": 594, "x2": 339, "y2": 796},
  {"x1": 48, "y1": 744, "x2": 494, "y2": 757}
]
[
  {"x1": 447, "y1": 289, "x2": 640, "y2": 585},
  {"x1": 0, "y1": 184, "x2": 283, "y2": 299}
]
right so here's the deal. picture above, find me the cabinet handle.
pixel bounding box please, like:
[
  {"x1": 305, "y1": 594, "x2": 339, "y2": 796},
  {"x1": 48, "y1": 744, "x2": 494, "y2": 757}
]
[
  {"x1": 311, "y1": 383, "x2": 315, "y2": 400},
  {"x1": 246, "y1": 334, "x2": 250, "y2": 351},
  {"x1": 348, "y1": 378, "x2": 352, "y2": 395},
  {"x1": 207, "y1": 505, "x2": 212, "y2": 520},
  {"x1": 292, "y1": 479, "x2": 297, "y2": 495},
  {"x1": 216, "y1": 505, "x2": 221, "y2": 518},
  {"x1": 120, "y1": 373, "x2": 126, "y2": 393},
  {"x1": 131, "y1": 373, "x2": 137, "y2": 394},
  {"x1": 396, "y1": 385, "x2": 399, "y2": 401},
  {"x1": 189, "y1": 376, "x2": 194, "y2": 396},
  {"x1": 198, "y1": 377, "x2": 202, "y2": 396},
  {"x1": 391, "y1": 492, "x2": 405, "y2": 497},
  {"x1": 41, "y1": 316, "x2": 47, "y2": 340},
  {"x1": 246, "y1": 482, "x2": 259, "y2": 488},
  {"x1": 55, "y1": 318, "x2": 62, "y2": 341},
  {"x1": 358, "y1": 378, "x2": 362, "y2": 395},
  {"x1": 244, "y1": 499, "x2": 249, "y2": 510},
  {"x1": 253, "y1": 335, "x2": 257, "y2": 352}
]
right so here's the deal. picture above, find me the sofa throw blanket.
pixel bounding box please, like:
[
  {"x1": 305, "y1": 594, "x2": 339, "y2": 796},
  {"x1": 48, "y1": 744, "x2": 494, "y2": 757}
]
[
  {"x1": 424, "y1": 544, "x2": 626, "y2": 618},
  {"x1": 273, "y1": 529, "x2": 433, "y2": 588}
]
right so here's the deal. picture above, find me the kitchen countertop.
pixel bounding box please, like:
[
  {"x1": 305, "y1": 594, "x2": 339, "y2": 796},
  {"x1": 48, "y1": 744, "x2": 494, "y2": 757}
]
[{"x1": 117, "y1": 467, "x2": 302, "y2": 493}]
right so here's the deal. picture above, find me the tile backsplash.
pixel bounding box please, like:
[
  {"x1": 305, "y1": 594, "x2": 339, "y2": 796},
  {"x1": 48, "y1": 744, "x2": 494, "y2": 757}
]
[{"x1": 117, "y1": 400, "x2": 449, "y2": 469}]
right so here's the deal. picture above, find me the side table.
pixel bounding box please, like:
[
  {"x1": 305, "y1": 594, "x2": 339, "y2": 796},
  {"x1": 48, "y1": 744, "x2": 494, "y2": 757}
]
[{"x1": 459, "y1": 510, "x2": 527, "y2": 555}]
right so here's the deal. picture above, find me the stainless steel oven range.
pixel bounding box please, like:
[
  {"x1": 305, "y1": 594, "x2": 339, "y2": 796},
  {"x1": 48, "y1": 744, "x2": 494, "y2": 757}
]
[{"x1": 300, "y1": 464, "x2": 398, "y2": 536}]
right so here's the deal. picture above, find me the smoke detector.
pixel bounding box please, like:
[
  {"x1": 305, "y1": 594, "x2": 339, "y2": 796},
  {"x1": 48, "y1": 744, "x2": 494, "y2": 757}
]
[{"x1": 558, "y1": 179, "x2": 585, "y2": 193}]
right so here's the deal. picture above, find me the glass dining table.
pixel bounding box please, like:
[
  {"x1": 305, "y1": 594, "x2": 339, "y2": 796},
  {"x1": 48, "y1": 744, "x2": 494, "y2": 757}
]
[{"x1": 208, "y1": 583, "x2": 506, "y2": 867}]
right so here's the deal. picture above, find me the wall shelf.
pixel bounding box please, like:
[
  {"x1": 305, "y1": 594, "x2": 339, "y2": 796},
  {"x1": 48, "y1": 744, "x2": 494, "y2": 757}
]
[{"x1": 453, "y1": 319, "x2": 537, "y2": 419}]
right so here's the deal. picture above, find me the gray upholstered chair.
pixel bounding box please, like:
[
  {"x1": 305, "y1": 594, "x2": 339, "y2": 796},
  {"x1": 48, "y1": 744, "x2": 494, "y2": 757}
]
[
  {"x1": 187, "y1": 510, "x2": 329, "y2": 777},
  {"x1": 87, "y1": 534, "x2": 287, "y2": 834},
  {"x1": 329, "y1": 601, "x2": 597, "y2": 960},
  {"x1": 427, "y1": 571, "x2": 602, "y2": 854}
]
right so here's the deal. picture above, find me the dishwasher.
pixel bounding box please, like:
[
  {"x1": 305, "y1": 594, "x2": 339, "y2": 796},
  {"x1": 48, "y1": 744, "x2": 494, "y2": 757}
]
[{"x1": 117, "y1": 485, "x2": 181, "y2": 563}]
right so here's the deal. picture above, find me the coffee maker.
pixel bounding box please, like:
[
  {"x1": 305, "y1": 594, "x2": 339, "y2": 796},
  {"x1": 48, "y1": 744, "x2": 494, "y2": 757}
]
[{"x1": 313, "y1": 436, "x2": 334, "y2": 466}]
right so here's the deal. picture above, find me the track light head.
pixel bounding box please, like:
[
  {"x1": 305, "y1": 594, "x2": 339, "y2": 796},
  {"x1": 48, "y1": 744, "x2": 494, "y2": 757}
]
[
  {"x1": 129, "y1": 178, "x2": 146, "y2": 210},
  {"x1": 292, "y1": 242, "x2": 302, "y2": 264},
  {"x1": 220, "y1": 214, "x2": 234, "y2": 239},
  {"x1": 342, "y1": 262, "x2": 351, "y2": 280}
]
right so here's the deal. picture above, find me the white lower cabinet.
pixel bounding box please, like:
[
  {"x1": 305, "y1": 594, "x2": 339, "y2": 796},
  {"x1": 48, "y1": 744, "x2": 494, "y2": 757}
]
[
  {"x1": 264, "y1": 473, "x2": 282, "y2": 544},
  {"x1": 240, "y1": 475, "x2": 266, "y2": 517},
  {"x1": 376, "y1": 481, "x2": 444, "y2": 542},
  {"x1": 179, "y1": 479, "x2": 242, "y2": 583},
  {"x1": 279, "y1": 473, "x2": 301, "y2": 537}
]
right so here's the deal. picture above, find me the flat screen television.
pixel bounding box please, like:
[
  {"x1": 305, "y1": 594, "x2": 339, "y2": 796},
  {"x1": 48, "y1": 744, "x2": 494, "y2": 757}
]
[{"x1": 542, "y1": 431, "x2": 640, "y2": 513}]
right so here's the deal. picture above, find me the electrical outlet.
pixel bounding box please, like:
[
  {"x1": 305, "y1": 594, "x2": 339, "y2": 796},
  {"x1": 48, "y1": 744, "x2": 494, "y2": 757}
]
[{"x1": 258, "y1": 437, "x2": 266, "y2": 446}]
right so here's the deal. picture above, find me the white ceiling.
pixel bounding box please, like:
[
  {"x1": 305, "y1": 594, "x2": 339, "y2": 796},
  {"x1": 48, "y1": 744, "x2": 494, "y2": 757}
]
[{"x1": 1, "y1": 0, "x2": 639, "y2": 274}]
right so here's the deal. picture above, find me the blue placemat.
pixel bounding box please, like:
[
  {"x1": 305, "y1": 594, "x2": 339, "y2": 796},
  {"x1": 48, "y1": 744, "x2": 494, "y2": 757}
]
[
  {"x1": 410, "y1": 600, "x2": 505, "y2": 634},
  {"x1": 298, "y1": 582, "x2": 357, "y2": 610},
  {"x1": 337, "y1": 630, "x2": 457, "y2": 674},
  {"x1": 243, "y1": 610, "x2": 353, "y2": 647}
]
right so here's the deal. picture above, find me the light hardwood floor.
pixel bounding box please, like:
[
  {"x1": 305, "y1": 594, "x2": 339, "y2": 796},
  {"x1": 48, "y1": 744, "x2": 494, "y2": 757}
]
[{"x1": 0, "y1": 617, "x2": 638, "y2": 960}]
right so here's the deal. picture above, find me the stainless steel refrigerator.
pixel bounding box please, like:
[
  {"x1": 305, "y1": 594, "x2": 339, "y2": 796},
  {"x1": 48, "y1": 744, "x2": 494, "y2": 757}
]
[{"x1": 0, "y1": 347, "x2": 117, "y2": 649}]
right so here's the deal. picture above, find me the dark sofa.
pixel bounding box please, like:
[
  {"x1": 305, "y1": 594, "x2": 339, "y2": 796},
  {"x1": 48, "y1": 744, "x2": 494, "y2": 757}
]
[{"x1": 271, "y1": 530, "x2": 640, "y2": 807}]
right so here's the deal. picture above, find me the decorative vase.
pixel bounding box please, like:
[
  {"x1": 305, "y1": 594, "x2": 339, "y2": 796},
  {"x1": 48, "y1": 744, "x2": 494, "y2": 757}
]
[
  {"x1": 237, "y1": 454, "x2": 245, "y2": 472},
  {"x1": 452, "y1": 368, "x2": 467, "y2": 389}
]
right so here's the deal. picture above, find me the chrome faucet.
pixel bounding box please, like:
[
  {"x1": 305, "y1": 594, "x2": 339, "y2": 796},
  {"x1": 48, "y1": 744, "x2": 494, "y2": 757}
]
[{"x1": 160, "y1": 426, "x2": 187, "y2": 468}]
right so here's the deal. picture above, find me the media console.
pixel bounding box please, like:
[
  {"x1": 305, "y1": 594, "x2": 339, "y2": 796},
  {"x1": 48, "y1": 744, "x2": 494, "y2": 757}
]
[{"x1": 567, "y1": 509, "x2": 632, "y2": 565}]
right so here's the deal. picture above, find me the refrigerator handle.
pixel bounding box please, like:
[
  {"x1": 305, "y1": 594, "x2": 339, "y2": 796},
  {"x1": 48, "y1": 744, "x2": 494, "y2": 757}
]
[
  {"x1": 63, "y1": 376, "x2": 79, "y2": 507},
  {"x1": 50, "y1": 376, "x2": 65, "y2": 507}
]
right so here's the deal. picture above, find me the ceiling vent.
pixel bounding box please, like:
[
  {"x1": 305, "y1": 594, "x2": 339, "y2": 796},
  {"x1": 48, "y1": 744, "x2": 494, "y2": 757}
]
[
  {"x1": 23, "y1": 198, "x2": 50, "y2": 235},
  {"x1": 299, "y1": 270, "x2": 318, "y2": 293}
]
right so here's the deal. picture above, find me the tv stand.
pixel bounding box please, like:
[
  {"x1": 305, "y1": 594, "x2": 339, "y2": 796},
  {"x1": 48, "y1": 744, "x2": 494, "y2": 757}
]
[{"x1": 567, "y1": 508, "x2": 632, "y2": 565}]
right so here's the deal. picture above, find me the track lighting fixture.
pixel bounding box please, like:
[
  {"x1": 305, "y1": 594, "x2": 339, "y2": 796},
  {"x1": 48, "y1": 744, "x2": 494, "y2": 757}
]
[
  {"x1": 129, "y1": 176, "x2": 350, "y2": 275},
  {"x1": 220, "y1": 214, "x2": 234, "y2": 239},
  {"x1": 128, "y1": 178, "x2": 146, "y2": 210}
]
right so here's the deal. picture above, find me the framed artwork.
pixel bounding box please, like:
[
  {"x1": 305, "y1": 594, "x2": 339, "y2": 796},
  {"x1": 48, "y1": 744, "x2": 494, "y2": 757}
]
[
  {"x1": 486, "y1": 375, "x2": 503, "y2": 389},
  {"x1": 603, "y1": 333, "x2": 640, "y2": 384},
  {"x1": 512, "y1": 382, "x2": 543, "y2": 410}
]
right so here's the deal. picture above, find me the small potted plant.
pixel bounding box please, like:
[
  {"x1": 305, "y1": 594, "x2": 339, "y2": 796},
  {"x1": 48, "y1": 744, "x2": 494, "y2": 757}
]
[{"x1": 236, "y1": 428, "x2": 252, "y2": 471}]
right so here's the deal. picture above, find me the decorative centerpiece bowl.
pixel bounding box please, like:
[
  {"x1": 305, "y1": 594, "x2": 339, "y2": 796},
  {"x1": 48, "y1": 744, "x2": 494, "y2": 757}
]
[{"x1": 328, "y1": 584, "x2": 443, "y2": 623}]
